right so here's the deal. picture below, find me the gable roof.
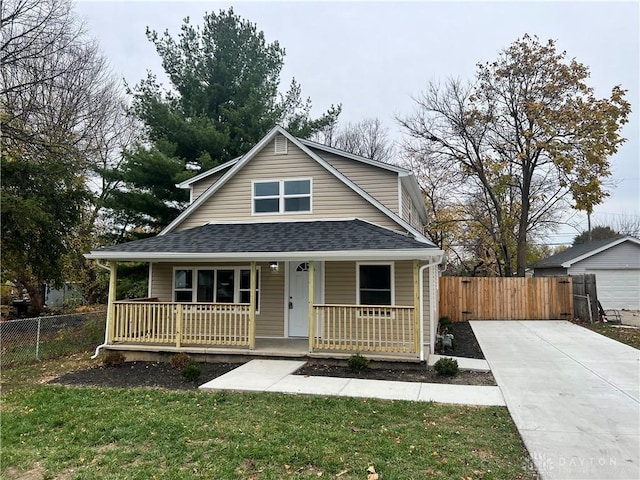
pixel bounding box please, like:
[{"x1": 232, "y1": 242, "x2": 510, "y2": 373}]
[
  {"x1": 533, "y1": 236, "x2": 640, "y2": 269},
  {"x1": 176, "y1": 157, "x2": 241, "y2": 189},
  {"x1": 300, "y1": 138, "x2": 428, "y2": 224},
  {"x1": 86, "y1": 219, "x2": 441, "y2": 262},
  {"x1": 161, "y1": 125, "x2": 433, "y2": 245},
  {"x1": 298, "y1": 138, "x2": 410, "y2": 174}
]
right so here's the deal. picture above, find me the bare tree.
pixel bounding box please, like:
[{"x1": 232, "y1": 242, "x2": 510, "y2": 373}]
[
  {"x1": 1, "y1": 0, "x2": 132, "y2": 310},
  {"x1": 597, "y1": 215, "x2": 640, "y2": 238},
  {"x1": 312, "y1": 118, "x2": 395, "y2": 163}
]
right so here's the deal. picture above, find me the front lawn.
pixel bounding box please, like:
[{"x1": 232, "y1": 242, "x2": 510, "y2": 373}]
[{"x1": 1, "y1": 356, "x2": 537, "y2": 480}]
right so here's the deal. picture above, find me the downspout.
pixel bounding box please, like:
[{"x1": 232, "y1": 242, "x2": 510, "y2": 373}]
[
  {"x1": 419, "y1": 253, "x2": 445, "y2": 362},
  {"x1": 91, "y1": 260, "x2": 112, "y2": 359}
]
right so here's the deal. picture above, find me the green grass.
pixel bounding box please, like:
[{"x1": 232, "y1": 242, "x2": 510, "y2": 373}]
[
  {"x1": 582, "y1": 322, "x2": 640, "y2": 349},
  {"x1": 1, "y1": 355, "x2": 537, "y2": 480}
]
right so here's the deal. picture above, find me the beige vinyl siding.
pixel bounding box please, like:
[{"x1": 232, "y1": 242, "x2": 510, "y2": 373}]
[
  {"x1": 310, "y1": 149, "x2": 400, "y2": 214},
  {"x1": 191, "y1": 169, "x2": 228, "y2": 202},
  {"x1": 401, "y1": 186, "x2": 424, "y2": 232},
  {"x1": 324, "y1": 260, "x2": 431, "y2": 347},
  {"x1": 394, "y1": 261, "x2": 413, "y2": 306},
  {"x1": 256, "y1": 264, "x2": 284, "y2": 337},
  {"x1": 395, "y1": 260, "x2": 431, "y2": 348},
  {"x1": 150, "y1": 261, "x2": 284, "y2": 338},
  {"x1": 324, "y1": 262, "x2": 356, "y2": 304},
  {"x1": 401, "y1": 186, "x2": 412, "y2": 223},
  {"x1": 175, "y1": 140, "x2": 402, "y2": 231}
]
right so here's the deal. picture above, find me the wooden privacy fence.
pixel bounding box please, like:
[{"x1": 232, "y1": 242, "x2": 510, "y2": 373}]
[{"x1": 439, "y1": 277, "x2": 574, "y2": 321}]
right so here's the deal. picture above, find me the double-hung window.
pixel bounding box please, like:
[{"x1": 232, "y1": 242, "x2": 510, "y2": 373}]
[
  {"x1": 173, "y1": 267, "x2": 260, "y2": 311},
  {"x1": 357, "y1": 263, "x2": 393, "y2": 306},
  {"x1": 253, "y1": 179, "x2": 312, "y2": 214}
]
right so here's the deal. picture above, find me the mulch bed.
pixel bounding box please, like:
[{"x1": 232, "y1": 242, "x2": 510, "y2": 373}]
[
  {"x1": 295, "y1": 364, "x2": 495, "y2": 385},
  {"x1": 439, "y1": 321, "x2": 485, "y2": 359},
  {"x1": 51, "y1": 361, "x2": 241, "y2": 390},
  {"x1": 51, "y1": 321, "x2": 492, "y2": 389}
]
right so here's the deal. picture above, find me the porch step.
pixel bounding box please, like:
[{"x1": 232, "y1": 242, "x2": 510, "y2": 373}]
[
  {"x1": 427, "y1": 354, "x2": 490, "y2": 372},
  {"x1": 199, "y1": 359, "x2": 306, "y2": 391}
]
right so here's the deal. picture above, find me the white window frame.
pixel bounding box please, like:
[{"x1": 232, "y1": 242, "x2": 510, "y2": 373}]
[
  {"x1": 172, "y1": 266, "x2": 261, "y2": 313},
  {"x1": 173, "y1": 268, "x2": 194, "y2": 303},
  {"x1": 251, "y1": 178, "x2": 313, "y2": 215},
  {"x1": 356, "y1": 261, "x2": 395, "y2": 306}
]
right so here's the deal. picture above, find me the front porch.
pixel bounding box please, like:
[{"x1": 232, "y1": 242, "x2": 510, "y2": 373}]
[
  {"x1": 89, "y1": 221, "x2": 445, "y2": 362},
  {"x1": 108, "y1": 300, "x2": 420, "y2": 359}
]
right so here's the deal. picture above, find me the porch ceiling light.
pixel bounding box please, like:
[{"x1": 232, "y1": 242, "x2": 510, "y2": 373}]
[{"x1": 269, "y1": 261, "x2": 279, "y2": 272}]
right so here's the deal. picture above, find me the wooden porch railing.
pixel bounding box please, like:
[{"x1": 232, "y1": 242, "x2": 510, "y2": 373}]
[
  {"x1": 112, "y1": 301, "x2": 250, "y2": 347},
  {"x1": 312, "y1": 304, "x2": 416, "y2": 353}
]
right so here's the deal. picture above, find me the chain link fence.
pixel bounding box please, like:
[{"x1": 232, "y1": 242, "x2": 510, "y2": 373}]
[{"x1": 0, "y1": 310, "x2": 106, "y2": 368}]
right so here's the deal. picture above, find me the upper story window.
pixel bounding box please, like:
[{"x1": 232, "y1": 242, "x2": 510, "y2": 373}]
[{"x1": 253, "y1": 178, "x2": 312, "y2": 214}]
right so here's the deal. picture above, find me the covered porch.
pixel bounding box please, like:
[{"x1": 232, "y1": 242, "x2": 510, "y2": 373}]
[{"x1": 87, "y1": 220, "x2": 444, "y2": 361}]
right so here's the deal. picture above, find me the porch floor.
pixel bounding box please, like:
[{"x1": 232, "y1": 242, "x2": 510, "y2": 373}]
[{"x1": 105, "y1": 337, "x2": 421, "y2": 363}]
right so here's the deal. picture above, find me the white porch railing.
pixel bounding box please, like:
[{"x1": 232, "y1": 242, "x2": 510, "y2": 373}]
[
  {"x1": 112, "y1": 301, "x2": 250, "y2": 347},
  {"x1": 312, "y1": 304, "x2": 416, "y2": 353}
]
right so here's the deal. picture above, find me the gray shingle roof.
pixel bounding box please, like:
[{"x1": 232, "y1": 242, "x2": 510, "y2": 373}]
[
  {"x1": 533, "y1": 236, "x2": 628, "y2": 268},
  {"x1": 92, "y1": 220, "x2": 436, "y2": 256}
]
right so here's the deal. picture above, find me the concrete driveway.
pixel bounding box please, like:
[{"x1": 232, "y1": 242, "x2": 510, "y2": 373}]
[{"x1": 471, "y1": 321, "x2": 639, "y2": 480}]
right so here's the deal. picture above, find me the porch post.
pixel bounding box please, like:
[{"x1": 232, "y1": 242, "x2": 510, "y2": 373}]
[
  {"x1": 308, "y1": 260, "x2": 315, "y2": 352},
  {"x1": 176, "y1": 304, "x2": 183, "y2": 348},
  {"x1": 249, "y1": 261, "x2": 256, "y2": 350},
  {"x1": 107, "y1": 261, "x2": 117, "y2": 343},
  {"x1": 413, "y1": 260, "x2": 421, "y2": 355}
]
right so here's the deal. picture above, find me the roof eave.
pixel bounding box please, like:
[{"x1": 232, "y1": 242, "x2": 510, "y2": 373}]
[
  {"x1": 175, "y1": 157, "x2": 241, "y2": 188},
  {"x1": 84, "y1": 248, "x2": 444, "y2": 263},
  {"x1": 560, "y1": 236, "x2": 640, "y2": 267},
  {"x1": 298, "y1": 138, "x2": 411, "y2": 174}
]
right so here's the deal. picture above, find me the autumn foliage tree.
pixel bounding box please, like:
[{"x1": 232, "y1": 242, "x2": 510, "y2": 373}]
[{"x1": 400, "y1": 35, "x2": 631, "y2": 276}]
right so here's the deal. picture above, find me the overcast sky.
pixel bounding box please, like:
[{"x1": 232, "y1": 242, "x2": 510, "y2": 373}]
[{"x1": 77, "y1": 0, "x2": 639, "y2": 244}]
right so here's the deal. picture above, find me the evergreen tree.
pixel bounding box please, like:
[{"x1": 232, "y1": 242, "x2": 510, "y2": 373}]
[{"x1": 106, "y1": 8, "x2": 340, "y2": 237}]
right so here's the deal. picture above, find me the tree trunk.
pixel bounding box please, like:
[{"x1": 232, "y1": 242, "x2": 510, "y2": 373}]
[
  {"x1": 516, "y1": 174, "x2": 532, "y2": 277},
  {"x1": 17, "y1": 275, "x2": 44, "y2": 315}
]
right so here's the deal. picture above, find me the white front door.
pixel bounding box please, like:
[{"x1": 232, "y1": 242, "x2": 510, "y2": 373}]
[{"x1": 289, "y1": 262, "x2": 310, "y2": 337}]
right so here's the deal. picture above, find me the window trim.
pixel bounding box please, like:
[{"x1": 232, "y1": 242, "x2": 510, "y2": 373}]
[
  {"x1": 172, "y1": 266, "x2": 261, "y2": 313},
  {"x1": 251, "y1": 178, "x2": 313, "y2": 215},
  {"x1": 356, "y1": 261, "x2": 395, "y2": 306}
]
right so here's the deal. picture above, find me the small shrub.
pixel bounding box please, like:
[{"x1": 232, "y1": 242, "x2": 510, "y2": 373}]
[
  {"x1": 434, "y1": 357, "x2": 459, "y2": 376},
  {"x1": 347, "y1": 353, "x2": 369, "y2": 372},
  {"x1": 170, "y1": 352, "x2": 192, "y2": 369},
  {"x1": 182, "y1": 362, "x2": 202, "y2": 382},
  {"x1": 103, "y1": 351, "x2": 126, "y2": 367}
]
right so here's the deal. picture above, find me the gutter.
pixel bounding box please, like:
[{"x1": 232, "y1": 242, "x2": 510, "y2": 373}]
[
  {"x1": 419, "y1": 254, "x2": 445, "y2": 362},
  {"x1": 91, "y1": 260, "x2": 112, "y2": 359}
]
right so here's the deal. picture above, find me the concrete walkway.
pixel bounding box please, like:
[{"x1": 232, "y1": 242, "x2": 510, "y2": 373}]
[
  {"x1": 471, "y1": 321, "x2": 640, "y2": 480},
  {"x1": 199, "y1": 358, "x2": 505, "y2": 406}
]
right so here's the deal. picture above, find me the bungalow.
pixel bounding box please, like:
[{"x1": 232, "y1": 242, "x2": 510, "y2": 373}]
[{"x1": 86, "y1": 126, "x2": 444, "y2": 361}]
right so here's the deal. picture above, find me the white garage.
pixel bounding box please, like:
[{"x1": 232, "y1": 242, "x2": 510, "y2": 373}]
[
  {"x1": 588, "y1": 269, "x2": 640, "y2": 310},
  {"x1": 534, "y1": 236, "x2": 640, "y2": 311}
]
